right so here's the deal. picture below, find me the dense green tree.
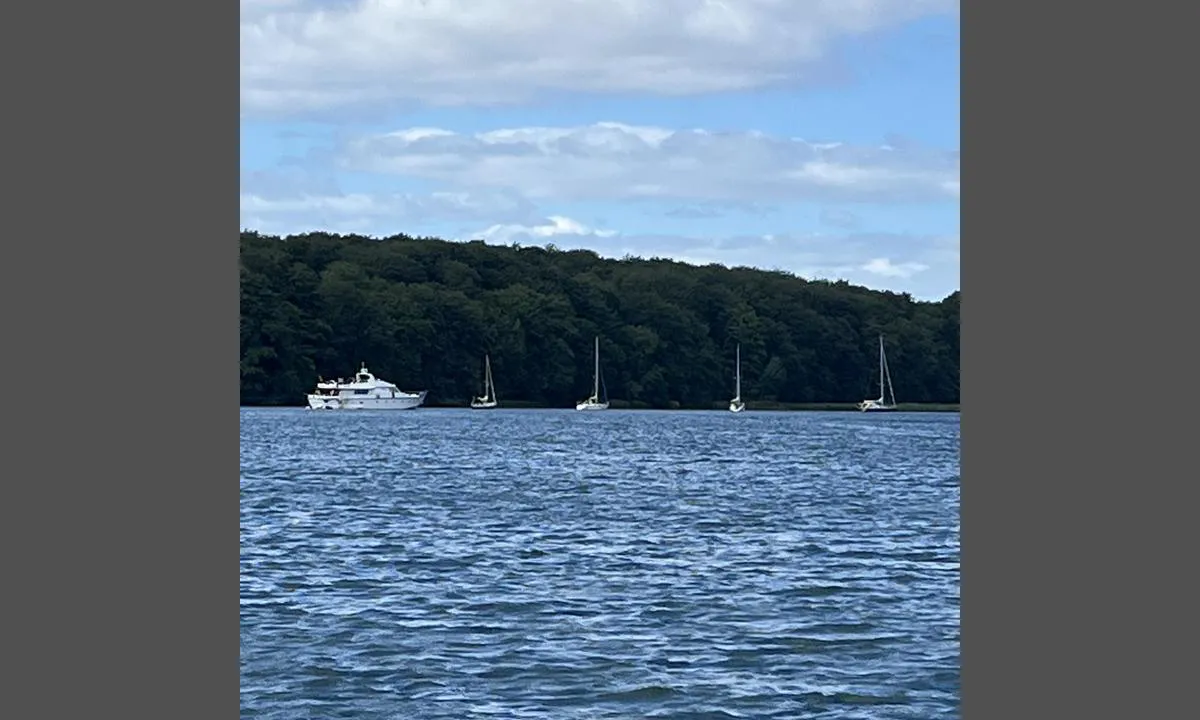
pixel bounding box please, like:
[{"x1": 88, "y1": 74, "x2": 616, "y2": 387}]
[{"x1": 240, "y1": 231, "x2": 960, "y2": 407}]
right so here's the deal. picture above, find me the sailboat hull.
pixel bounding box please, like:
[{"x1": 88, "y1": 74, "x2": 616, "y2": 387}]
[
  {"x1": 575, "y1": 401, "x2": 609, "y2": 411},
  {"x1": 858, "y1": 400, "x2": 896, "y2": 412},
  {"x1": 469, "y1": 400, "x2": 498, "y2": 409},
  {"x1": 728, "y1": 400, "x2": 745, "y2": 413}
]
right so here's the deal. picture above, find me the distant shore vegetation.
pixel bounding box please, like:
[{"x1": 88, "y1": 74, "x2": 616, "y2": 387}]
[{"x1": 241, "y1": 231, "x2": 959, "y2": 409}]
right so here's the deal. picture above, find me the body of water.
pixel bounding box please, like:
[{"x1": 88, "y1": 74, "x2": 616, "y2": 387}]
[{"x1": 241, "y1": 408, "x2": 960, "y2": 719}]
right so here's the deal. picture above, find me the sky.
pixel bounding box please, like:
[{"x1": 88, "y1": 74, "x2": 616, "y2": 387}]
[{"x1": 240, "y1": 0, "x2": 960, "y2": 301}]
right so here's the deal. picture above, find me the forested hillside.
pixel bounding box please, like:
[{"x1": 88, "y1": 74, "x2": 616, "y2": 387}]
[{"x1": 240, "y1": 231, "x2": 959, "y2": 408}]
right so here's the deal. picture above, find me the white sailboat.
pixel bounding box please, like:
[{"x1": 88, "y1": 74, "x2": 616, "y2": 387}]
[
  {"x1": 729, "y1": 342, "x2": 745, "y2": 413},
  {"x1": 575, "y1": 336, "x2": 610, "y2": 411},
  {"x1": 469, "y1": 354, "x2": 498, "y2": 409},
  {"x1": 858, "y1": 334, "x2": 898, "y2": 412}
]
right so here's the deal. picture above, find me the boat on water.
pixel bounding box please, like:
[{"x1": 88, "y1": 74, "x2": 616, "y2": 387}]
[
  {"x1": 858, "y1": 334, "x2": 898, "y2": 412},
  {"x1": 470, "y1": 354, "x2": 498, "y2": 409},
  {"x1": 306, "y1": 364, "x2": 427, "y2": 410},
  {"x1": 575, "y1": 336, "x2": 610, "y2": 411},
  {"x1": 729, "y1": 342, "x2": 746, "y2": 413}
]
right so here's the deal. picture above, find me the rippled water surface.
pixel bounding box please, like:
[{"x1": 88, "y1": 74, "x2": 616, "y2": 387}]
[{"x1": 241, "y1": 408, "x2": 960, "y2": 719}]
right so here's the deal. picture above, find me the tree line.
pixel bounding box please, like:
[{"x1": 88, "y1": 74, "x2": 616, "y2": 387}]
[{"x1": 240, "y1": 231, "x2": 959, "y2": 408}]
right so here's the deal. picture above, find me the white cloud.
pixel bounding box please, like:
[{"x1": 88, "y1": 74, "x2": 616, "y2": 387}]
[
  {"x1": 241, "y1": 0, "x2": 960, "y2": 116},
  {"x1": 474, "y1": 216, "x2": 617, "y2": 246},
  {"x1": 860, "y1": 257, "x2": 929, "y2": 278},
  {"x1": 340, "y1": 122, "x2": 959, "y2": 204},
  {"x1": 239, "y1": 188, "x2": 538, "y2": 236}
]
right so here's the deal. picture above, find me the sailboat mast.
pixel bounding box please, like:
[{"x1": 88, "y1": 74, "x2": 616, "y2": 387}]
[
  {"x1": 593, "y1": 336, "x2": 600, "y2": 399},
  {"x1": 882, "y1": 346, "x2": 895, "y2": 407},
  {"x1": 878, "y1": 335, "x2": 885, "y2": 400},
  {"x1": 485, "y1": 354, "x2": 492, "y2": 400},
  {"x1": 735, "y1": 343, "x2": 741, "y2": 397}
]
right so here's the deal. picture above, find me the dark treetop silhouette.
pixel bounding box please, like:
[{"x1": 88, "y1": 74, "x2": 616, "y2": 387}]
[{"x1": 240, "y1": 231, "x2": 959, "y2": 409}]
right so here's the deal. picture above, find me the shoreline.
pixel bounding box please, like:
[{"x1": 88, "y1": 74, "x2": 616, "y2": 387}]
[{"x1": 242, "y1": 401, "x2": 960, "y2": 413}]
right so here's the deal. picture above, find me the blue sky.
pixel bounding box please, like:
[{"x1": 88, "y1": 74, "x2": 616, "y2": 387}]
[{"x1": 241, "y1": 1, "x2": 959, "y2": 300}]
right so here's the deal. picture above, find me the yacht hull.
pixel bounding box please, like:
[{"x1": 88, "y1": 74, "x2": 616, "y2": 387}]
[{"x1": 307, "y1": 391, "x2": 427, "y2": 410}]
